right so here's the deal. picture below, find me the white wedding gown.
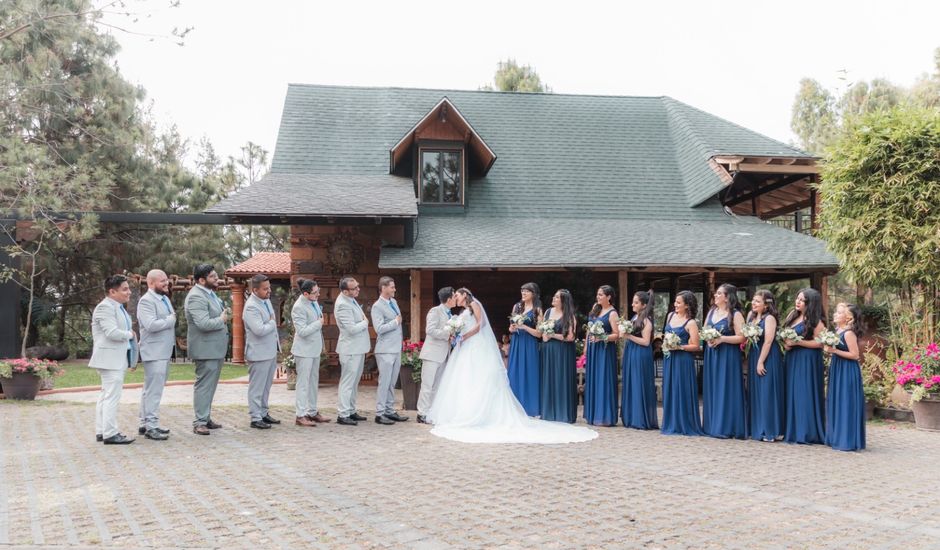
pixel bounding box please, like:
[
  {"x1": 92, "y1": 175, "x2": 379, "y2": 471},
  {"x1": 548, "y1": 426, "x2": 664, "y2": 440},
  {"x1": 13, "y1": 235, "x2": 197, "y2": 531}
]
[{"x1": 427, "y1": 305, "x2": 598, "y2": 444}]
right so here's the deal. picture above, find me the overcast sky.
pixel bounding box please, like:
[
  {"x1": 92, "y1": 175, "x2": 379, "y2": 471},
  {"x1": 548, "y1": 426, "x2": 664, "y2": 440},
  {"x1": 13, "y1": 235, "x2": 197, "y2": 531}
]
[{"x1": 106, "y1": 0, "x2": 940, "y2": 164}]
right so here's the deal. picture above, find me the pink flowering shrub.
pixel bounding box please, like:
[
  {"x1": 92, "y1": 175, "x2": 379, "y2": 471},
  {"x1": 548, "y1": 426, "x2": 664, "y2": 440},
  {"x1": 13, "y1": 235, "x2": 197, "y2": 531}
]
[
  {"x1": 893, "y1": 342, "x2": 940, "y2": 402},
  {"x1": 0, "y1": 358, "x2": 64, "y2": 380}
]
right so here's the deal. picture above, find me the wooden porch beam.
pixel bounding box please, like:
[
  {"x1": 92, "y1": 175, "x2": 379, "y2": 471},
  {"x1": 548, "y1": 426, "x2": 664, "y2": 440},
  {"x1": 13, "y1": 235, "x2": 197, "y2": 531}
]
[
  {"x1": 761, "y1": 198, "x2": 813, "y2": 219},
  {"x1": 723, "y1": 174, "x2": 808, "y2": 207},
  {"x1": 409, "y1": 269, "x2": 422, "y2": 342},
  {"x1": 735, "y1": 163, "x2": 820, "y2": 175}
]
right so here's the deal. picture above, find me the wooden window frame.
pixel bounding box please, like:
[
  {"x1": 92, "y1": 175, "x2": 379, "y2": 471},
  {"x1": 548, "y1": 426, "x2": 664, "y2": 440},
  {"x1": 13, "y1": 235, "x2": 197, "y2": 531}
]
[{"x1": 417, "y1": 146, "x2": 465, "y2": 206}]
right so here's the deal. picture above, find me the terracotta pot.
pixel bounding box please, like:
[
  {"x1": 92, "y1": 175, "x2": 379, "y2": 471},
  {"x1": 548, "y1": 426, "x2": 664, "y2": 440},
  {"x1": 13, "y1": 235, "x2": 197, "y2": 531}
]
[
  {"x1": 910, "y1": 396, "x2": 940, "y2": 432},
  {"x1": 399, "y1": 364, "x2": 419, "y2": 411},
  {"x1": 0, "y1": 372, "x2": 42, "y2": 400}
]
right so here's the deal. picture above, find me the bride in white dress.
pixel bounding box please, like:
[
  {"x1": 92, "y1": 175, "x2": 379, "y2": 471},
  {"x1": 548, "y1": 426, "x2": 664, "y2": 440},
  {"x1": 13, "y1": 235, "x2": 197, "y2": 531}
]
[{"x1": 427, "y1": 288, "x2": 598, "y2": 444}]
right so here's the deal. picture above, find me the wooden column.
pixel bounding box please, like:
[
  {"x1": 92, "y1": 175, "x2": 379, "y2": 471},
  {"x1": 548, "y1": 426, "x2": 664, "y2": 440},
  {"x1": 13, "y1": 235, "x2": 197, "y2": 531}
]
[
  {"x1": 811, "y1": 272, "x2": 830, "y2": 315},
  {"x1": 231, "y1": 282, "x2": 246, "y2": 364},
  {"x1": 617, "y1": 270, "x2": 629, "y2": 315},
  {"x1": 705, "y1": 271, "x2": 717, "y2": 313},
  {"x1": 410, "y1": 269, "x2": 422, "y2": 342}
]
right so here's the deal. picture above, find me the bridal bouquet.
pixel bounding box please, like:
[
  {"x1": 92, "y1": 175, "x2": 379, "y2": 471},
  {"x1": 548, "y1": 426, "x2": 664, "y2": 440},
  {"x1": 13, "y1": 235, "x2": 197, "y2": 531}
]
[
  {"x1": 509, "y1": 313, "x2": 528, "y2": 327},
  {"x1": 661, "y1": 332, "x2": 682, "y2": 358},
  {"x1": 618, "y1": 318, "x2": 635, "y2": 336},
  {"x1": 700, "y1": 325, "x2": 722, "y2": 345},
  {"x1": 776, "y1": 326, "x2": 801, "y2": 354},
  {"x1": 445, "y1": 317, "x2": 465, "y2": 337},
  {"x1": 537, "y1": 318, "x2": 556, "y2": 336},
  {"x1": 741, "y1": 322, "x2": 763, "y2": 357},
  {"x1": 586, "y1": 320, "x2": 608, "y2": 345}
]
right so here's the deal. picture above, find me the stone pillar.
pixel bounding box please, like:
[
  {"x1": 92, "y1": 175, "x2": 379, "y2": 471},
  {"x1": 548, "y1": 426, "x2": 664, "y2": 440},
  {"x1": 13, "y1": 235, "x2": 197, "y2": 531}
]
[
  {"x1": 410, "y1": 269, "x2": 422, "y2": 342},
  {"x1": 231, "y1": 282, "x2": 246, "y2": 364}
]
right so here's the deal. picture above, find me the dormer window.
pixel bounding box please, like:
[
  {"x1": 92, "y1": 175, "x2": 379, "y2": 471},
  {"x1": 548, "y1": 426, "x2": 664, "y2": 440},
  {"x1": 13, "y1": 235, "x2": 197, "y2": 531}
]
[{"x1": 420, "y1": 149, "x2": 463, "y2": 204}]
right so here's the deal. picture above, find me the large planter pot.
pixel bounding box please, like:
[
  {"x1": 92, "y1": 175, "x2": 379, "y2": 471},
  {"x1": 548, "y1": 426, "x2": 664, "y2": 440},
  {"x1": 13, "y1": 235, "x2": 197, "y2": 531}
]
[
  {"x1": 399, "y1": 365, "x2": 419, "y2": 411},
  {"x1": 865, "y1": 400, "x2": 877, "y2": 422},
  {"x1": 0, "y1": 372, "x2": 42, "y2": 400},
  {"x1": 286, "y1": 369, "x2": 297, "y2": 391},
  {"x1": 911, "y1": 396, "x2": 940, "y2": 431}
]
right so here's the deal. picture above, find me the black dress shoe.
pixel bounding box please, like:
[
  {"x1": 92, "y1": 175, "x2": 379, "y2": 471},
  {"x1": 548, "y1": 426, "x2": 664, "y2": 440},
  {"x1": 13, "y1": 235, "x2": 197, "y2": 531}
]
[
  {"x1": 103, "y1": 434, "x2": 135, "y2": 445},
  {"x1": 350, "y1": 412, "x2": 367, "y2": 421},
  {"x1": 144, "y1": 428, "x2": 169, "y2": 441},
  {"x1": 385, "y1": 411, "x2": 409, "y2": 422},
  {"x1": 138, "y1": 427, "x2": 146, "y2": 435},
  {"x1": 261, "y1": 415, "x2": 281, "y2": 425},
  {"x1": 205, "y1": 420, "x2": 223, "y2": 429},
  {"x1": 374, "y1": 415, "x2": 395, "y2": 425},
  {"x1": 337, "y1": 416, "x2": 358, "y2": 426},
  {"x1": 96, "y1": 434, "x2": 103, "y2": 442},
  {"x1": 250, "y1": 420, "x2": 272, "y2": 429},
  {"x1": 416, "y1": 415, "x2": 428, "y2": 424}
]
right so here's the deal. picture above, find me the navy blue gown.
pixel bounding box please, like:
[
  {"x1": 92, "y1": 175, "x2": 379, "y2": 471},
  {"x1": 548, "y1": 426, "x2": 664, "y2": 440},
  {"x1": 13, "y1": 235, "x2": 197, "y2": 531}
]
[
  {"x1": 661, "y1": 318, "x2": 704, "y2": 436},
  {"x1": 825, "y1": 331, "x2": 866, "y2": 451},
  {"x1": 539, "y1": 310, "x2": 577, "y2": 423},
  {"x1": 584, "y1": 309, "x2": 618, "y2": 426},
  {"x1": 621, "y1": 317, "x2": 658, "y2": 430},
  {"x1": 508, "y1": 309, "x2": 540, "y2": 416},
  {"x1": 702, "y1": 311, "x2": 747, "y2": 439},
  {"x1": 747, "y1": 316, "x2": 785, "y2": 441},
  {"x1": 784, "y1": 321, "x2": 826, "y2": 444}
]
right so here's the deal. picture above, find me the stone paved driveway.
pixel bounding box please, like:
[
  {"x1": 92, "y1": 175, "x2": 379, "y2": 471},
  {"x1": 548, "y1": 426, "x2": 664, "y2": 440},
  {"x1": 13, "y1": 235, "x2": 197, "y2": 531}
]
[{"x1": 2, "y1": 386, "x2": 940, "y2": 549}]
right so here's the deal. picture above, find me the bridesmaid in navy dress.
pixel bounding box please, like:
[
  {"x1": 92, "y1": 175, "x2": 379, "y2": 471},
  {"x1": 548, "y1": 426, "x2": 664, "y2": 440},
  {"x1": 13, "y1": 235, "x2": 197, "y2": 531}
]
[
  {"x1": 824, "y1": 303, "x2": 866, "y2": 451},
  {"x1": 584, "y1": 286, "x2": 621, "y2": 426},
  {"x1": 702, "y1": 284, "x2": 747, "y2": 439},
  {"x1": 746, "y1": 290, "x2": 785, "y2": 442},
  {"x1": 621, "y1": 290, "x2": 658, "y2": 430},
  {"x1": 539, "y1": 289, "x2": 578, "y2": 423},
  {"x1": 507, "y1": 282, "x2": 542, "y2": 416},
  {"x1": 782, "y1": 288, "x2": 827, "y2": 444},
  {"x1": 661, "y1": 291, "x2": 705, "y2": 436}
]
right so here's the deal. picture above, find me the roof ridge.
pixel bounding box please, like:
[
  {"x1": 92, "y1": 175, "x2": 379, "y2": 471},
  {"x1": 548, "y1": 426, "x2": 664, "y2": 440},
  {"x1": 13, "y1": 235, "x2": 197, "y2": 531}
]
[{"x1": 286, "y1": 82, "x2": 666, "y2": 101}]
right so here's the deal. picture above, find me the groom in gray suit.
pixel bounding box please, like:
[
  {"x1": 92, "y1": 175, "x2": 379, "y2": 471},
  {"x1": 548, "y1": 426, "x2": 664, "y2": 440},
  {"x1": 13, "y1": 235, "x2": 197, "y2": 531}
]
[
  {"x1": 370, "y1": 276, "x2": 409, "y2": 425},
  {"x1": 136, "y1": 269, "x2": 175, "y2": 441},
  {"x1": 334, "y1": 276, "x2": 370, "y2": 425},
  {"x1": 184, "y1": 263, "x2": 230, "y2": 436},
  {"x1": 90, "y1": 275, "x2": 138, "y2": 444},
  {"x1": 417, "y1": 287, "x2": 457, "y2": 424},
  {"x1": 243, "y1": 274, "x2": 282, "y2": 429}
]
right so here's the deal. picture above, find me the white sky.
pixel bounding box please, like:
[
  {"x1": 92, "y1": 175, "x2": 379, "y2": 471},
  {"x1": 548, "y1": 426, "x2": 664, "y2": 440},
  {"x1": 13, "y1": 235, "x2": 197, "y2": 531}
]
[{"x1": 106, "y1": 0, "x2": 940, "y2": 164}]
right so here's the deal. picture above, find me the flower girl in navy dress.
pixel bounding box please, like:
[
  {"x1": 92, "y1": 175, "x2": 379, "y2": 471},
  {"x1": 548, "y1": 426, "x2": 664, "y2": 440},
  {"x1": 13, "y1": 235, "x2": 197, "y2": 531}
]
[
  {"x1": 782, "y1": 288, "x2": 827, "y2": 444},
  {"x1": 702, "y1": 284, "x2": 747, "y2": 439},
  {"x1": 824, "y1": 303, "x2": 866, "y2": 451},
  {"x1": 584, "y1": 286, "x2": 621, "y2": 426},
  {"x1": 661, "y1": 291, "x2": 704, "y2": 436},
  {"x1": 539, "y1": 289, "x2": 578, "y2": 423},
  {"x1": 746, "y1": 290, "x2": 785, "y2": 442},
  {"x1": 507, "y1": 282, "x2": 542, "y2": 416},
  {"x1": 621, "y1": 290, "x2": 658, "y2": 430}
]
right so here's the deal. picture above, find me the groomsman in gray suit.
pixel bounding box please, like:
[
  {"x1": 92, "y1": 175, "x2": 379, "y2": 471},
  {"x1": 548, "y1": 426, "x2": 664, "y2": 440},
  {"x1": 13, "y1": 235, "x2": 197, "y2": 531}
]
[
  {"x1": 243, "y1": 274, "x2": 282, "y2": 429},
  {"x1": 136, "y1": 269, "x2": 175, "y2": 441},
  {"x1": 90, "y1": 275, "x2": 138, "y2": 445},
  {"x1": 334, "y1": 276, "x2": 370, "y2": 425},
  {"x1": 290, "y1": 278, "x2": 330, "y2": 426},
  {"x1": 417, "y1": 287, "x2": 457, "y2": 424},
  {"x1": 370, "y1": 276, "x2": 409, "y2": 425},
  {"x1": 184, "y1": 263, "x2": 230, "y2": 436}
]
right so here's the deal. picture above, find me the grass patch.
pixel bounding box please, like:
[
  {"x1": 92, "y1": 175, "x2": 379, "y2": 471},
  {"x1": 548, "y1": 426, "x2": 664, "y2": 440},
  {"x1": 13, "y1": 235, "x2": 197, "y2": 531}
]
[{"x1": 51, "y1": 362, "x2": 248, "y2": 389}]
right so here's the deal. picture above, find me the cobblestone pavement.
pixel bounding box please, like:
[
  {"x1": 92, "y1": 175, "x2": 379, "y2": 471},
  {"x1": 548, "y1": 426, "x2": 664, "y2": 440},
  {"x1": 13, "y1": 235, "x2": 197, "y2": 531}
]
[{"x1": 2, "y1": 385, "x2": 940, "y2": 549}]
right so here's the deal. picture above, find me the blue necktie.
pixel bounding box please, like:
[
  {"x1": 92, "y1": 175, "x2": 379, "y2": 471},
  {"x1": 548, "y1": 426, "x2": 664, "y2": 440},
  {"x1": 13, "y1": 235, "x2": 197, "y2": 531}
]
[
  {"x1": 263, "y1": 300, "x2": 273, "y2": 318},
  {"x1": 389, "y1": 299, "x2": 399, "y2": 315},
  {"x1": 160, "y1": 295, "x2": 172, "y2": 314},
  {"x1": 445, "y1": 307, "x2": 452, "y2": 319},
  {"x1": 121, "y1": 305, "x2": 136, "y2": 365},
  {"x1": 311, "y1": 301, "x2": 321, "y2": 317}
]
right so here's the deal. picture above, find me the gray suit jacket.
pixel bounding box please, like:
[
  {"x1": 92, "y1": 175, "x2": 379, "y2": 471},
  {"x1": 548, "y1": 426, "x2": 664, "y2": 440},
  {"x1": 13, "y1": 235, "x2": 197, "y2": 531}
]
[
  {"x1": 89, "y1": 297, "x2": 138, "y2": 370},
  {"x1": 291, "y1": 295, "x2": 324, "y2": 359},
  {"x1": 184, "y1": 285, "x2": 229, "y2": 360},
  {"x1": 371, "y1": 297, "x2": 403, "y2": 354},
  {"x1": 419, "y1": 304, "x2": 452, "y2": 364},
  {"x1": 137, "y1": 290, "x2": 176, "y2": 361},
  {"x1": 334, "y1": 293, "x2": 370, "y2": 355},
  {"x1": 243, "y1": 293, "x2": 280, "y2": 362}
]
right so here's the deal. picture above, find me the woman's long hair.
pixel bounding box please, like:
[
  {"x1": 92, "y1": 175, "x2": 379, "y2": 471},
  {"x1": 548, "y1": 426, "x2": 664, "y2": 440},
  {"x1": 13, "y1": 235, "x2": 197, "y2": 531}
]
[
  {"x1": 784, "y1": 287, "x2": 823, "y2": 333},
  {"x1": 557, "y1": 289, "x2": 576, "y2": 336},
  {"x1": 676, "y1": 290, "x2": 698, "y2": 320},
  {"x1": 456, "y1": 287, "x2": 475, "y2": 309},
  {"x1": 707, "y1": 283, "x2": 742, "y2": 324},
  {"x1": 513, "y1": 282, "x2": 542, "y2": 318},
  {"x1": 632, "y1": 290, "x2": 654, "y2": 334},
  {"x1": 839, "y1": 302, "x2": 866, "y2": 338},
  {"x1": 590, "y1": 285, "x2": 616, "y2": 317},
  {"x1": 746, "y1": 289, "x2": 778, "y2": 323}
]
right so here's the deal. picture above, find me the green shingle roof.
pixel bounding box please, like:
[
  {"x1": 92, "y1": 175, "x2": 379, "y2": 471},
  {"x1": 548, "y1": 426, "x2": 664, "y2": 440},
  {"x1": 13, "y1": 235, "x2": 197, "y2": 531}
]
[{"x1": 217, "y1": 84, "x2": 835, "y2": 270}]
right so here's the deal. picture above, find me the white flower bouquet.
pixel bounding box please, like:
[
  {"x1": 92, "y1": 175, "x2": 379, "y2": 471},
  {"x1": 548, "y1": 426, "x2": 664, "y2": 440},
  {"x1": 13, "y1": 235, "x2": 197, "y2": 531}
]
[
  {"x1": 618, "y1": 318, "x2": 635, "y2": 336},
  {"x1": 816, "y1": 330, "x2": 840, "y2": 348},
  {"x1": 776, "y1": 326, "x2": 801, "y2": 354},
  {"x1": 661, "y1": 332, "x2": 682, "y2": 358},
  {"x1": 742, "y1": 322, "x2": 763, "y2": 357},
  {"x1": 537, "y1": 318, "x2": 556, "y2": 336},
  {"x1": 700, "y1": 325, "x2": 722, "y2": 344},
  {"x1": 586, "y1": 320, "x2": 608, "y2": 345},
  {"x1": 509, "y1": 313, "x2": 528, "y2": 327},
  {"x1": 445, "y1": 316, "x2": 465, "y2": 337}
]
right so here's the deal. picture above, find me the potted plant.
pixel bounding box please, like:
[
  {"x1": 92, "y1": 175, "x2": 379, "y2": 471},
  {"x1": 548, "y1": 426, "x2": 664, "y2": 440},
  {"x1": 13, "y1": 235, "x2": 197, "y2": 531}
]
[
  {"x1": 399, "y1": 340, "x2": 422, "y2": 410},
  {"x1": 282, "y1": 353, "x2": 297, "y2": 390},
  {"x1": 893, "y1": 342, "x2": 940, "y2": 431},
  {"x1": 0, "y1": 358, "x2": 64, "y2": 400},
  {"x1": 862, "y1": 384, "x2": 882, "y2": 421}
]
